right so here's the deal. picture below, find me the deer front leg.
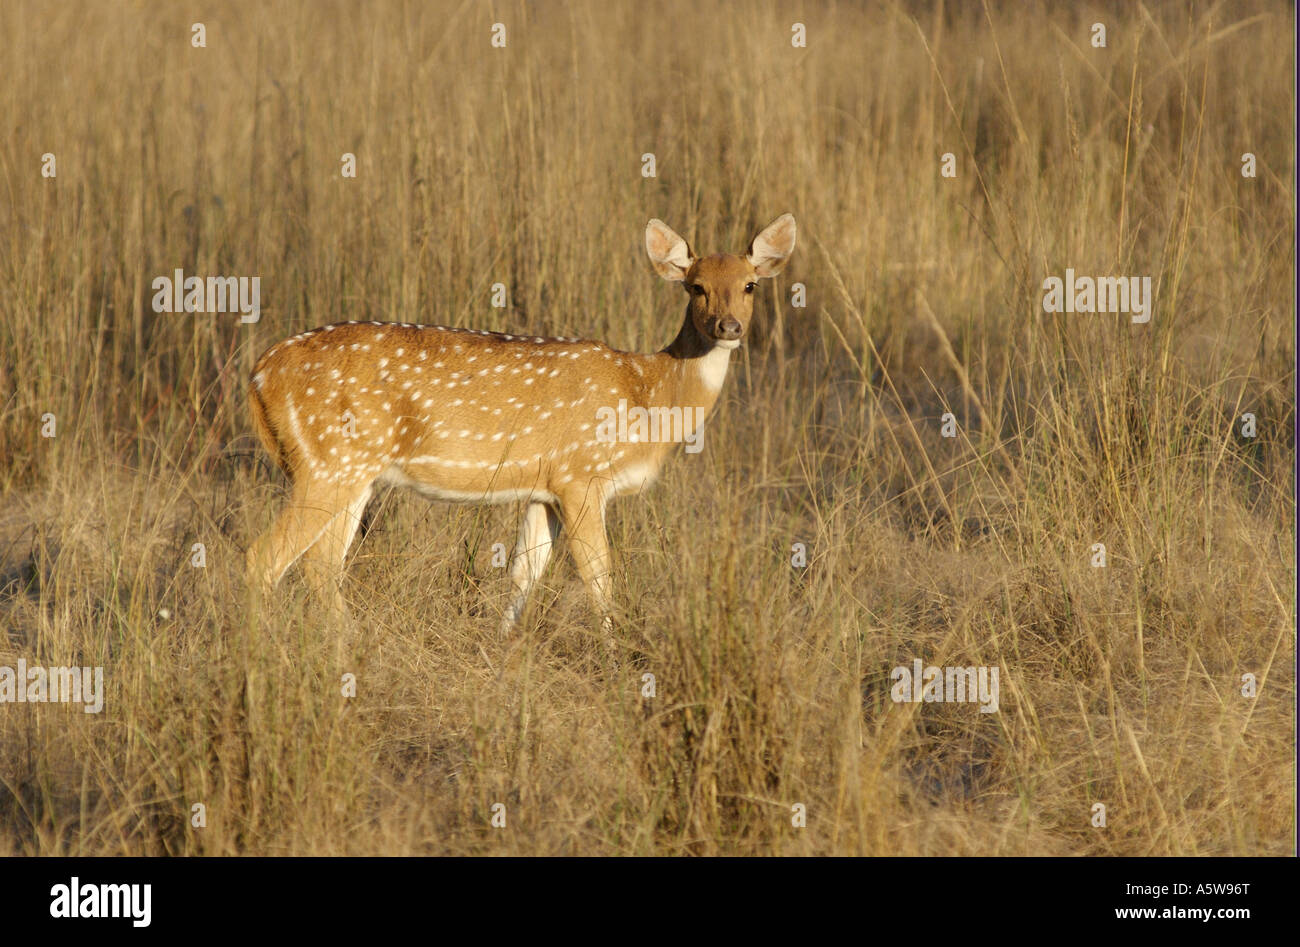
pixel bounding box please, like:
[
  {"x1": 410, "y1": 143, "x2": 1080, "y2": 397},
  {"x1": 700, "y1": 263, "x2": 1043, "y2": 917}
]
[
  {"x1": 558, "y1": 492, "x2": 615, "y2": 644},
  {"x1": 500, "y1": 501, "x2": 561, "y2": 636}
]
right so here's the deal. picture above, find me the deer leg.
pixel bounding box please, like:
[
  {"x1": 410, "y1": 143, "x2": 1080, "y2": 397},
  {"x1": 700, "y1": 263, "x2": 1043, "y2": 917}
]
[
  {"x1": 247, "y1": 478, "x2": 359, "y2": 596},
  {"x1": 559, "y1": 492, "x2": 614, "y2": 641},
  {"x1": 299, "y1": 485, "x2": 372, "y2": 615},
  {"x1": 500, "y1": 500, "x2": 561, "y2": 635}
]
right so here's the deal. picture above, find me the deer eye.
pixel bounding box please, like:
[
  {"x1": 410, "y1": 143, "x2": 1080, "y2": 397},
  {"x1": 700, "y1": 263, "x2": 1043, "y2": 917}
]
[
  {"x1": 690, "y1": 284, "x2": 706, "y2": 296},
  {"x1": 744, "y1": 282, "x2": 757, "y2": 293}
]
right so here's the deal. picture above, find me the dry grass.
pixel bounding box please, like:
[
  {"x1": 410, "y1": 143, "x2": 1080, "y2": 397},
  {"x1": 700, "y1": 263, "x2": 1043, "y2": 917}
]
[{"x1": 0, "y1": 0, "x2": 1293, "y2": 855}]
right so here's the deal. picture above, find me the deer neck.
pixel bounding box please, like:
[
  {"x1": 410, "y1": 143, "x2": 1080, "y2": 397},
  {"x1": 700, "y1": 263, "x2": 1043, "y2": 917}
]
[{"x1": 654, "y1": 308, "x2": 735, "y2": 414}]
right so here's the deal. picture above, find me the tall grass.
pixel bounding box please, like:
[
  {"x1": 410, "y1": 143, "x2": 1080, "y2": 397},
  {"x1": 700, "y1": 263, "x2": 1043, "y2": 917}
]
[{"x1": 0, "y1": 0, "x2": 1292, "y2": 855}]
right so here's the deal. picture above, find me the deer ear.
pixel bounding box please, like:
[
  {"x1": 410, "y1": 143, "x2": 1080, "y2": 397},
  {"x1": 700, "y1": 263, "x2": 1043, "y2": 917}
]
[
  {"x1": 645, "y1": 219, "x2": 695, "y2": 282},
  {"x1": 747, "y1": 213, "x2": 796, "y2": 278}
]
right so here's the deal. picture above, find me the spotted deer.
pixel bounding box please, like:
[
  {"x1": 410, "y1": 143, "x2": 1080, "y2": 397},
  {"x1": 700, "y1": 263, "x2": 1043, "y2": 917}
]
[{"x1": 246, "y1": 213, "x2": 796, "y2": 635}]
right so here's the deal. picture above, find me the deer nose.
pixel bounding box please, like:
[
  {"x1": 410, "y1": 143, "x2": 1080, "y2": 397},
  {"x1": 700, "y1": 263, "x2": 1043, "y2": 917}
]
[{"x1": 716, "y1": 317, "x2": 742, "y2": 340}]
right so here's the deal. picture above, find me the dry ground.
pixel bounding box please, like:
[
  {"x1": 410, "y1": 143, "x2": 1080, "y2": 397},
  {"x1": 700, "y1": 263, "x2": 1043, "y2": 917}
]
[{"x1": 0, "y1": 0, "x2": 1293, "y2": 854}]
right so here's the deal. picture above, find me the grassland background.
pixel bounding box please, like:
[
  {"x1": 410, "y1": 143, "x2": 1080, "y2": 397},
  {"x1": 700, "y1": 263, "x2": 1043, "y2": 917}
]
[{"x1": 0, "y1": 0, "x2": 1293, "y2": 855}]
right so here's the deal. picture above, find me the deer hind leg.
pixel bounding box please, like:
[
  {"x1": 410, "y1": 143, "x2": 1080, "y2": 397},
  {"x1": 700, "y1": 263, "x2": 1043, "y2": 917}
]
[
  {"x1": 246, "y1": 478, "x2": 366, "y2": 600},
  {"x1": 299, "y1": 485, "x2": 373, "y2": 616},
  {"x1": 558, "y1": 491, "x2": 614, "y2": 641},
  {"x1": 500, "y1": 500, "x2": 561, "y2": 636}
]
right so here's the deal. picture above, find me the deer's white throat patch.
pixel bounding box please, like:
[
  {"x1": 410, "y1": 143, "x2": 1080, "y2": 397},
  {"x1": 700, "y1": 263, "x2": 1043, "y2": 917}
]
[{"x1": 697, "y1": 344, "x2": 735, "y2": 391}]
